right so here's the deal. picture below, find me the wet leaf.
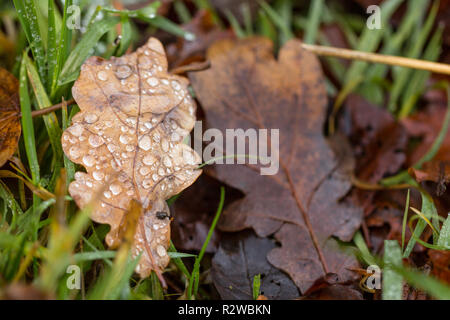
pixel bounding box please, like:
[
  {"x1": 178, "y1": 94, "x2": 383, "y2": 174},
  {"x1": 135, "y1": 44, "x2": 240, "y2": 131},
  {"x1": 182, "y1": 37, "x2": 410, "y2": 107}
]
[
  {"x1": 190, "y1": 37, "x2": 362, "y2": 293},
  {"x1": 0, "y1": 67, "x2": 21, "y2": 167},
  {"x1": 211, "y1": 230, "x2": 300, "y2": 300},
  {"x1": 167, "y1": 10, "x2": 234, "y2": 69},
  {"x1": 62, "y1": 37, "x2": 202, "y2": 278}
]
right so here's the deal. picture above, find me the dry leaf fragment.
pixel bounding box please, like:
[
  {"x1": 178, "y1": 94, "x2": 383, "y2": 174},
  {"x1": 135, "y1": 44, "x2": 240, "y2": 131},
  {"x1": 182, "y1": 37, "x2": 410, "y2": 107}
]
[
  {"x1": 0, "y1": 67, "x2": 21, "y2": 167},
  {"x1": 190, "y1": 37, "x2": 362, "y2": 293},
  {"x1": 62, "y1": 37, "x2": 202, "y2": 278}
]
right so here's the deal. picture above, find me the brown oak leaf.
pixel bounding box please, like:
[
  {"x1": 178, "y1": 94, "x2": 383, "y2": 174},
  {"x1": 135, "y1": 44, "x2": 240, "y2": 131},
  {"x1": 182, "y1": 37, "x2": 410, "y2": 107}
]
[
  {"x1": 189, "y1": 37, "x2": 363, "y2": 293},
  {"x1": 0, "y1": 67, "x2": 21, "y2": 167},
  {"x1": 62, "y1": 37, "x2": 202, "y2": 278}
]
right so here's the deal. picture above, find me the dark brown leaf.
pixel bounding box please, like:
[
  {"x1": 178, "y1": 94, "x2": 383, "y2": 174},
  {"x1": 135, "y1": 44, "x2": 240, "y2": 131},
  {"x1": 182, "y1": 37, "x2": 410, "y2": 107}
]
[
  {"x1": 189, "y1": 37, "x2": 362, "y2": 293},
  {"x1": 211, "y1": 230, "x2": 300, "y2": 300}
]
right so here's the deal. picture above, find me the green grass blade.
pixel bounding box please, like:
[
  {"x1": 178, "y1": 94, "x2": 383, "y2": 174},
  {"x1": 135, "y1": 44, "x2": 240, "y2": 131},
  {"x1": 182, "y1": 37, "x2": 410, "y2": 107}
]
[
  {"x1": 259, "y1": 1, "x2": 293, "y2": 43},
  {"x1": 168, "y1": 241, "x2": 191, "y2": 279},
  {"x1": 382, "y1": 240, "x2": 403, "y2": 300},
  {"x1": 50, "y1": 0, "x2": 72, "y2": 97},
  {"x1": 304, "y1": 0, "x2": 323, "y2": 44},
  {"x1": 404, "y1": 192, "x2": 437, "y2": 257},
  {"x1": 13, "y1": 0, "x2": 46, "y2": 83},
  {"x1": 19, "y1": 54, "x2": 40, "y2": 184},
  {"x1": 225, "y1": 10, "x2": 246, "y2": 38},
  {"x1": 340, "y1": 0, "x2": 403, "y2": 101},
  {"x1": 437, "y1": 214, "x2": 450, "y2": 249},
  {"x1": 388, "y1": 0, "x2": 438, "y2": 113},
  {"x1": 401, "y1": 190, "x2": 410, "y2": 252},
  {"x1": 116, "y1": 15, "x2": 132, "y2": 57},
  {"x1": 143, "y1": 15, "x2": 195, "y2": 40},
  {"x1": 174, "y1": 0, "x2": 192, "y2": 24},
  {"x1": 24, "y1": 55, "x2": 62, "y2": 162},
  {"x1": 188, "y1": 186, "x2": 225, "y2": 299},
  {"x1": 73, "y1": 251, "x2": 116, "y2": 263},
  {"x1": 58, "y1": 16, "x2": 120, "y2": 86},
  {"x1": 399, "y1": 25, "x2": 443, "y2": 117},
  {"x1": 46, "y1": 0, "x2": 57, "y2": 92},
  {"x1": 392, "y1": 264, "x2": 450, "y2": 300},
  {"x1": 252, "y1": 274, "x2": 261, "y2": 300}
]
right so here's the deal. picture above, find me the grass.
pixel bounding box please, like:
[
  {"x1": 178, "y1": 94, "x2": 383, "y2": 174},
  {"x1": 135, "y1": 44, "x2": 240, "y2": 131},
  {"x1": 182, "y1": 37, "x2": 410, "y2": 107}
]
[{"x1": 0, "y1": 0, "x2": 449, "y2": 300}]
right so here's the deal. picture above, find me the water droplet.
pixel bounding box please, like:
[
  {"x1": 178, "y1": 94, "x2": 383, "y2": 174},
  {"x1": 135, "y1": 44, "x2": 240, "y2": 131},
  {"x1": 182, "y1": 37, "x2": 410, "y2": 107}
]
[
  {"x1": 158, "y1": 167, "x2": 165, "y2": 176},
  {"x1": 139, "y1": 166, "x2": 150, "y2": 175},
  {"x1": 114, "y1": 64, "x2": 132, "y2": 79},
  {"x1": 163, "y1": 156, "x2": 172, "y2": 167},
  {"x1": 144, "y1": 122, "x2": 153, "y2": 129},
  {"x1": 109, "y1": 183, "x2": 122, "y2": 195},
  {"x1": 161, "y1": 139, "x2": 169, "y2": 152},
  {"x1": 97, "y1": 71, "x2": 108, "y2": 81},
  {"x1": 107, "y1": 144, "x2": 117, "y2": 153},
  {"x1": 84, "y1": 113, "x2": 98, "y2": 124},
  {"x1": 152, "y1": 173, "x2": 159, "y2": 181},
  {"x1": 138, "y1": 135, "x2": 151, "y2": 151},
  {"x1": 69, "y1": 124, "x2": 84, "y2": 136},
  {"x1": 89, "y1": 135, "x2": 104, "y2": 148},
  {"x1": 69, "y1": 146, "x2": 81, "y2": 159},
  {"x1": 147, "y1": 77, "x2": 159, "y2": 87},
  {"x1": 143, "y1": 154, "x2": 156, "y2": 165},
  {"x1": 119, "y1": 134, "x2": 130, "y2": 144},
  {"x1": 171, "y1": 132, "x2": 180, "y2": 142},
  {"x1": 83, "y1": 155, "x2": 95, "y2": 167},
  {"x1": 103, "y1": 191, "x2": 112, "y2": 199},
  {"x1": 93, "y1": 171, "x2": 104, "y2": 181},
  {"x1": 171, "y1": 80, "x2": 181, "y2": 91},
  {"x1": 183, "y1": 150, "x2": 195, "y2": 164},
  {"x1": 156, "y1": 245, "x2": 166, "y2": 257}
]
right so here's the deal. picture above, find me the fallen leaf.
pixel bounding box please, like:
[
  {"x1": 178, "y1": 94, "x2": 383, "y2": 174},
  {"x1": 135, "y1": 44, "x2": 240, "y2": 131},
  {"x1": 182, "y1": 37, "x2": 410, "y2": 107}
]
[
  {"x1": 402, "y1": 104, "x2": 450, "y2": 166},
  {"x1": 171, "y1": 174, "x2": 243, "y2": 253},
  {"x1": 409, "y1": 160, "x2": 450, "y2": 196},
  {"x1": 190, "y1": 37, "x2": 362, "y2": 293},
  {"x1": 428, "y1": 250, "x2": 450, "y2": 285},
  {"x1": 211, "y1": 230, "x2": 300, "y2": 300},
  {"x1": 62, "y1": 37, "x2": 202, "y2": 278},
  {"x1": 0, "y1": 67, "x2": 21, "y2": 167},
  {"x1": 339, "y1": 94, "x2": 408, "y2": 216},
  {"x1": 166, "y1": 10, "x2": 234, "y2": 69},
  {"x1": 340, "y1": 94, "x2": 408, "y2": 184},
  {"x1": 300, "y1": 284, "x2": 363, "y2": 300}
]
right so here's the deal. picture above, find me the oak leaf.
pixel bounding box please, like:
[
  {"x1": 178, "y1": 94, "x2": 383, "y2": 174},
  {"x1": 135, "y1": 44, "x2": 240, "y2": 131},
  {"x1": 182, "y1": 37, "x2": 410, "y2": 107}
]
[
  {"x1": 62, "y1": 37, "x2": 202, "y2": 278},
  {"x1": 0, "y1": 67, "x2": 21, "y2": 167},
  {"x1": 189, "y1": 37, "x2": 362, "y2": 293}
]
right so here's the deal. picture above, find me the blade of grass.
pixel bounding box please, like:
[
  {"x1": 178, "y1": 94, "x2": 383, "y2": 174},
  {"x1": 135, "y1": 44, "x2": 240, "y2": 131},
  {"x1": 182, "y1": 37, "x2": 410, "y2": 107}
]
[
  {"x1": 24, "y1": 54, "x2": 63, "y2": 181},
  {"x1": 58, "y1": 16, "x2": 120, "y2": 86},
  {"x1": 188, "y1": 186, "x2": 225, "y2": 299},
  {"x1": 391, "y1": 264, "x2": 450, "y2": 300},
  {"x1": 382, "y1": 240, "x2": 403, "y2": 300},
  {"x1": 19, "y1": 54, "x2": 40, "y2": 185},
  {"x1": 13, "y1": 0, "x2": 46, "y2": 83},
  {"x1": 401, "y1": 189, "x2": 410, "y2": 252},
  {"x1": 404, "y1": 192, "x2": 437, "y2": 257},
  {"x1": 304, "y1": 0, "x2": 323, "y2": 44},
  {"x1": 399, "y1": 25, "x2": 443, "y2": 117},
  {"x1": 437, "y1": 214, "x2": 450, "y2": 249},
  {"x1": 388, "y1": 0, "x2": 439, "y2": 113},
  {"x1": 252, "y1": 274, "x2": 261, "y2": 300}
]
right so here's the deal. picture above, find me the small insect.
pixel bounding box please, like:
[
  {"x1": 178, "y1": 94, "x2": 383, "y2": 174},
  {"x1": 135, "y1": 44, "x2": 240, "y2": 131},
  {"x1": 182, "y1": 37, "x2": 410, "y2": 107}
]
[{"x1": 156, "y1": 211, "x2": 172, "y2": 220}]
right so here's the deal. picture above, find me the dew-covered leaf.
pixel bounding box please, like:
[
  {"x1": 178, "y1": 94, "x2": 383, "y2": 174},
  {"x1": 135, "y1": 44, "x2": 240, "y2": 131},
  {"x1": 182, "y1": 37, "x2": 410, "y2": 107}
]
[
  {"x1": 62, "y1": 37, "x2": 202, "y2": 278},
  {"x1": 0, "y1": 67, "x2": 21, "y2": 167}
]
